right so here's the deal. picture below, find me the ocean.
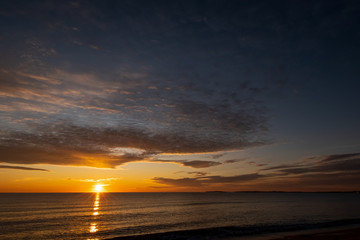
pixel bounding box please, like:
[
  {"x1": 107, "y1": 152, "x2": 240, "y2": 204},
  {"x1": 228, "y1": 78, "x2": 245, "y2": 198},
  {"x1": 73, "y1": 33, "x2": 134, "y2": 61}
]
[{"x1": 0, "y1": 192, "x2": 360, "y2": 240}]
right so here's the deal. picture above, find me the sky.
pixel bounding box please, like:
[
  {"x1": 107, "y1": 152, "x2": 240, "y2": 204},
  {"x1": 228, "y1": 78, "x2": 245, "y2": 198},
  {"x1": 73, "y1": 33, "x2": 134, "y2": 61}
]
[{"x1": 1, "y1": 0, "x2": 360, "y2": 192}]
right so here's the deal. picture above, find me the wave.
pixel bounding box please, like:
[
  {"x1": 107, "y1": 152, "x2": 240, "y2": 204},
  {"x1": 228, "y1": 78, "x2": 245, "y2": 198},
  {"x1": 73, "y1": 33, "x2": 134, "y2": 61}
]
[
  {"x1": 182, "y1": 201, "x2": 244, "y2": 206},
  {"x1": 104, "y1": 218, "x2": 360, "y2": 240}
]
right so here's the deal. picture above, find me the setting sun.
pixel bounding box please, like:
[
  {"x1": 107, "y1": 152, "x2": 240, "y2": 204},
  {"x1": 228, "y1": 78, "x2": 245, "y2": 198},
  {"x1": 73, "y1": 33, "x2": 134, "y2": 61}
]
[{"x1": 94, "y1": 184, "x2": 104, "y2": 193}]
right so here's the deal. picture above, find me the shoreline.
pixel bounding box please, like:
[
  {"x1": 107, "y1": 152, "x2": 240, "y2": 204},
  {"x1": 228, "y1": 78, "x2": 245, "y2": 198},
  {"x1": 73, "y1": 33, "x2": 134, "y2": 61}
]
[
  {"x1": 227, "y1": 225, "x2": 360, "y2": 240},
  {"x1": 105, "y1": 220, "x2": 360, "y2": 240}
]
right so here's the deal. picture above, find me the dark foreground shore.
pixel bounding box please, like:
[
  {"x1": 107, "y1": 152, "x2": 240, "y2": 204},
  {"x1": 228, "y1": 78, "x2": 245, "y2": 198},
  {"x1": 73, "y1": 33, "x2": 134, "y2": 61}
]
[
  {"x1": 108, "y1": 227, "x2": 360, "y2": 240},
  {"x1": 106, "y1": 223, "x2": 360, "y2": 240},
  {"x1": 238, "y1": 226, "x2": 360, "y2": 240},
  {"x1": 267, "y1": 227, "x2": 360, "y2": 240}
]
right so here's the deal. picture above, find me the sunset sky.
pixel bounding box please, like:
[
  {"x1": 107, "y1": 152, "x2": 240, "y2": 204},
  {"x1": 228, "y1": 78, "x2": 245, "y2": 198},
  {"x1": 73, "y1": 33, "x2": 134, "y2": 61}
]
[{"x1": 1, "y1": 0, "x2": 360, "y2": 192}]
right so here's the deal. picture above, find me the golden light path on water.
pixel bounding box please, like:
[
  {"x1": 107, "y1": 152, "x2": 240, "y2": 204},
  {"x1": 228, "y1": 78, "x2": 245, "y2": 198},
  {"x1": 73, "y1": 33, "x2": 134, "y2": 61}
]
[{"x1": 88, "y1": 191, "x2": 101, "y2": 240}]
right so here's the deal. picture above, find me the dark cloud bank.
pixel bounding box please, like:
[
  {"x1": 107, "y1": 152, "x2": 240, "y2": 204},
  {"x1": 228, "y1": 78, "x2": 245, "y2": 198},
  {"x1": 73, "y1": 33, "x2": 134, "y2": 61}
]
[{"x1": 0, "y1": 121, "x2": 263, "y2": 168}]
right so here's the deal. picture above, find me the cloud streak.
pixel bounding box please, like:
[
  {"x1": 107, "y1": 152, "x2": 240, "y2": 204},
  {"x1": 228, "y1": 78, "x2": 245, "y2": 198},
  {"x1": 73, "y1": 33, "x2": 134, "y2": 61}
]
[
  {"x1": 151, "y1": 153, "x2": 360, "y2": 190},
  {"x1": 155, "y1": 160, "x2": 222, "y2": 168},
  {"x1": 153, "y1": 173, "x2": 263, "y2": 187},
  {"x1": 319, "y1": 153, "x2": 360, "y2": 163},
  {"x1": 263, "y1": 153, "x2": 360, "y2": 175},
  {"x1": 0, "y1": 165, "x2": 49, "y2": 172}
]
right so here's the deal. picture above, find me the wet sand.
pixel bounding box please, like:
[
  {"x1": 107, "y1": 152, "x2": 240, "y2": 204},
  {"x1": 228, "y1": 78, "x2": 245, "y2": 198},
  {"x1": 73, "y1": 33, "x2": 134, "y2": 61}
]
[
  {"x1": 226, "y1": 226, "x2": 360, "y2": 240},
  {"x1": 268, "y1": 227, "x2": 360, "y2": 240}
]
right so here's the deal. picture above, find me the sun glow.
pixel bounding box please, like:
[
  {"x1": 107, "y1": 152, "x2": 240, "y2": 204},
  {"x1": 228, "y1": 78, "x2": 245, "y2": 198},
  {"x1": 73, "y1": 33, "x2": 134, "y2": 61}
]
[{"x1": 93, "y1": 184, "x2": 104, "y2": 192}]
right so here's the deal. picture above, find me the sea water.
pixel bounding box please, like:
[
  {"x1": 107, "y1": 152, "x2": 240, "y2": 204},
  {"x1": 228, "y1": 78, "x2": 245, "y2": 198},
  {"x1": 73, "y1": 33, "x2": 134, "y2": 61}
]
[{"x1": 0, "y1": 192, "x2": 360, "y2": 240}]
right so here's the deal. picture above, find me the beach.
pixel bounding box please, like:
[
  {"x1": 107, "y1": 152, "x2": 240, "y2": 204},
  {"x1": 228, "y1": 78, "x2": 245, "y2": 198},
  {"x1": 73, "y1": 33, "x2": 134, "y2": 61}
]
[
  {"x1": 105, "y1": 225, "x2": 360, "y2": 240},
  {"x1": 267, "y1": 227, "x2": 360, "y2": 240},
  {"x1": 226, "y1": 226, "x2": 360, "y2": 240},
  {"x1": 108, "y1": 224, "x2": 360, "y2": 240}
]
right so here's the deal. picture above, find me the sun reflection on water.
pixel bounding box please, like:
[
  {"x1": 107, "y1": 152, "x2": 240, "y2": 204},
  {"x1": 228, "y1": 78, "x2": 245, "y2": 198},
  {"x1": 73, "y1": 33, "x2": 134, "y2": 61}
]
[
  {"x1": 89, "y1": 192, "x2": 101, "y2": 234},
  {"x1": 89, "y1": 223, "x2": 98, "y2": 233}
]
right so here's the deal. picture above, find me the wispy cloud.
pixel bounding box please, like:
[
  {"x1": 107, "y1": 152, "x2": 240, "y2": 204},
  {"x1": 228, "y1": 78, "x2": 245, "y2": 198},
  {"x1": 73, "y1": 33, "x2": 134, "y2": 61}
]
[
  {"x1": 78, "y1": 178, "x2": 121, "y2": 183},
  {"x1": 17, "y1": 72, "x2": 61, "y2": 85},
  {"x1": 262, "y1": 153, "x2": 360, "y2": 176},
  {"x1": 152, "y1": 153, "x2": 360, "y2": 190},
  {"x1": 153, "y1": 173, "x2": 263, "y2": 187},
  {"x1": 0, "y1": 165, "x2": 49, "y2": 172},
  {"x1": 319, "y1": 153, "x2": 360, "y2": 163},
  {"x1": 155, "y1": 159, "x2": 222, "y2": 168},
  {"x1": 181, "y1": 160, "x2": 222, "y2": 168}
]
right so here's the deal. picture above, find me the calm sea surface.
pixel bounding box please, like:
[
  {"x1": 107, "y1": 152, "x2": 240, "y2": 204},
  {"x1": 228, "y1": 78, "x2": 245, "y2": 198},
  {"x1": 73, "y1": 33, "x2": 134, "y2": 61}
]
[{"x1": 0, "y1": 192, "x2": 359, "y2": 240}]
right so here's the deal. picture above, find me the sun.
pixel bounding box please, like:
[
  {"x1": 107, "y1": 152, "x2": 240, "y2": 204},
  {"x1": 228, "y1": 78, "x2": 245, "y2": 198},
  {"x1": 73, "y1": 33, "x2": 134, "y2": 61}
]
[{"x1": 94, "y1": 184, "x2": 104, "y2": 193}]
